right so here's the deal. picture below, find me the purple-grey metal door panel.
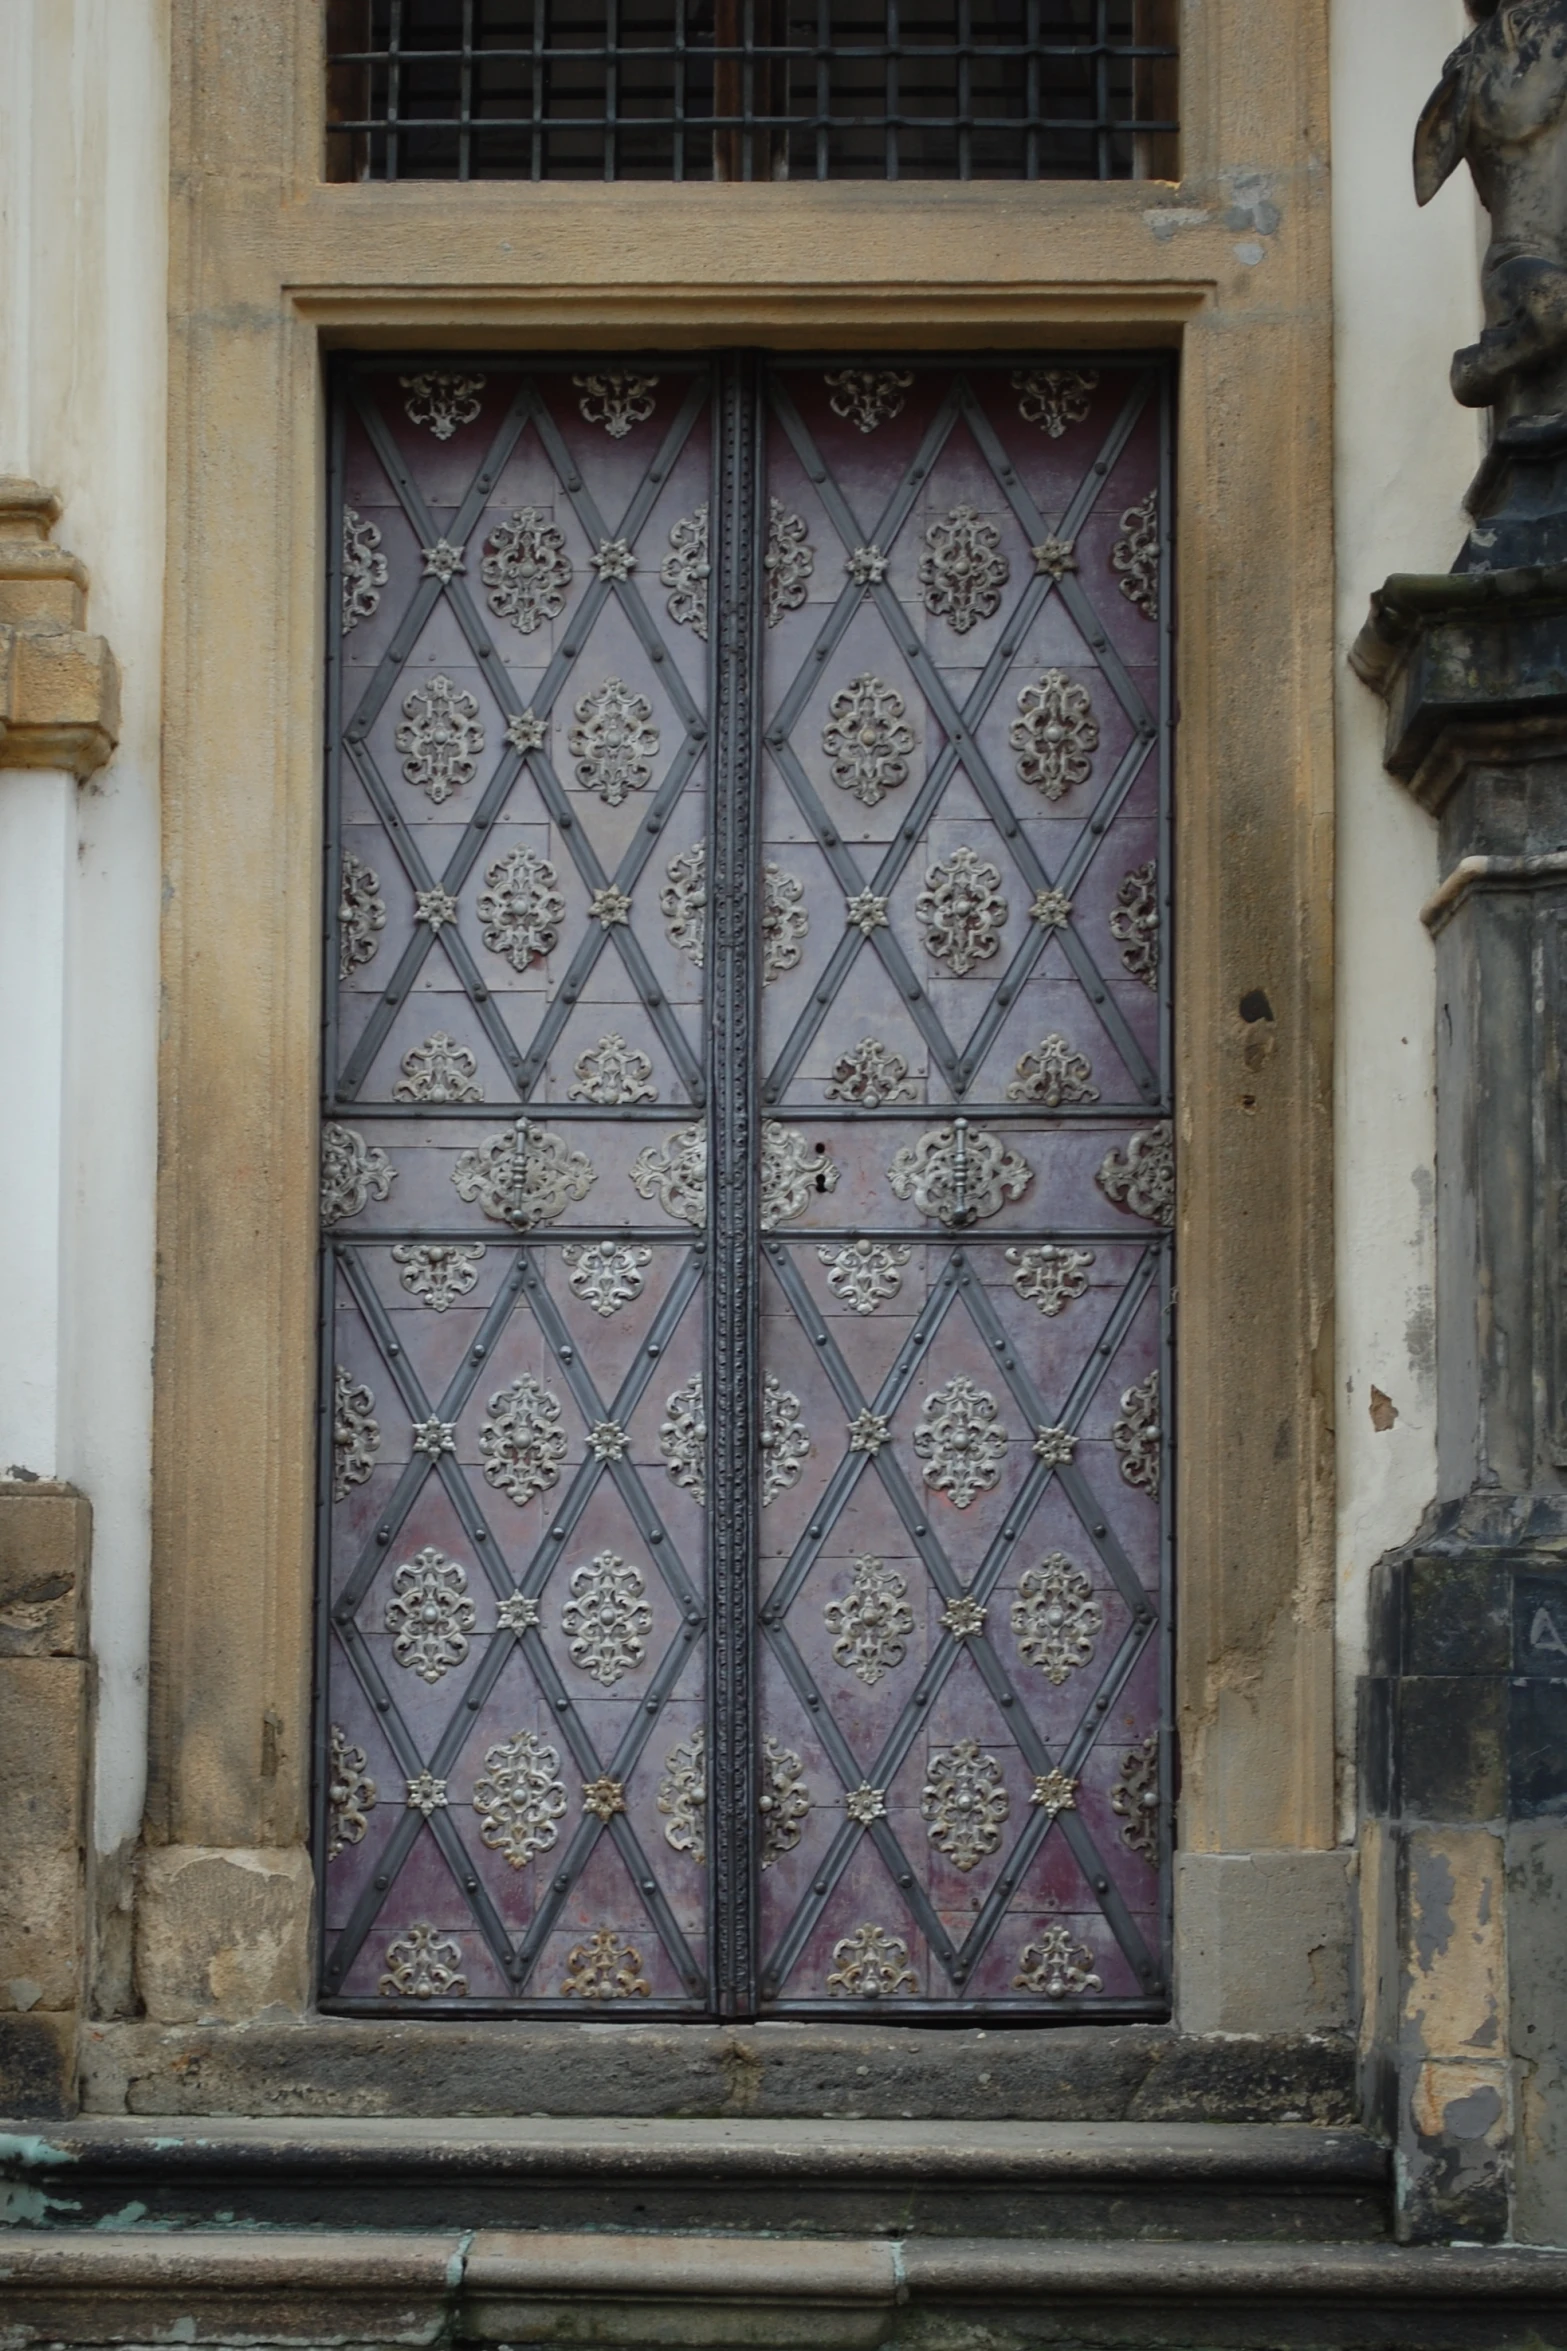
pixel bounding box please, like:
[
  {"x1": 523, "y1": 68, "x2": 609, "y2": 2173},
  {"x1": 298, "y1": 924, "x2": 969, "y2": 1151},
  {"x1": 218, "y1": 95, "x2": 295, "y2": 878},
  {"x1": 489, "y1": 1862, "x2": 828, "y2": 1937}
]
[
  {"x1": 754, "y1": 361, "x2": 1171, "y2": 2017},
  {"x1": 318, "y1": 354, "x2": 1172, "y2": 2019}
]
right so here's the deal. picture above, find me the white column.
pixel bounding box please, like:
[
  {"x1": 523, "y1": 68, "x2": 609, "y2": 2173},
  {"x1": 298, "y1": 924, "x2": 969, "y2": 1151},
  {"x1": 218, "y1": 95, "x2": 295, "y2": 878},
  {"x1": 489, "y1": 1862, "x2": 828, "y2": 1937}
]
[{"x1": 0, "y1": 766, "x2": 75, "y2": 1475}]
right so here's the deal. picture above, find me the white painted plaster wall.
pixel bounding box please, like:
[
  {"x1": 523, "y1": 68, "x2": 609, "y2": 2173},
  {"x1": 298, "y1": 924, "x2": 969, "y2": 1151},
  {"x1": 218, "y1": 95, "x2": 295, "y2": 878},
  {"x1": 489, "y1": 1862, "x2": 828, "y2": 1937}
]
[
  {"x1": 1330, "y1": 0, "x2": 1484, "y2": 1831},
  {"x1": 0, "y1": 0, "x2": 170, "y2": 1855}
]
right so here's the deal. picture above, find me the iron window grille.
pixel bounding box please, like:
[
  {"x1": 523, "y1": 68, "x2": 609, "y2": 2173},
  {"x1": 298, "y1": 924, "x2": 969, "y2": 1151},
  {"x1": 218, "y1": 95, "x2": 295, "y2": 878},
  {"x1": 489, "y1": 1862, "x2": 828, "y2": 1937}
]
[{"x1": 326, "y1": 0, "x2": 1178, "y2": 184}]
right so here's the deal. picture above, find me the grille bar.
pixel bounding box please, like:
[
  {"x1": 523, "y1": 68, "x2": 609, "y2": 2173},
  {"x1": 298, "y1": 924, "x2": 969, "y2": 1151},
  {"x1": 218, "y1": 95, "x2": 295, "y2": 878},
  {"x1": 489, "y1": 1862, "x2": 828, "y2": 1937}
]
[{"x1": 326, "y1": 0, "x2": 1178, "y2": 182}]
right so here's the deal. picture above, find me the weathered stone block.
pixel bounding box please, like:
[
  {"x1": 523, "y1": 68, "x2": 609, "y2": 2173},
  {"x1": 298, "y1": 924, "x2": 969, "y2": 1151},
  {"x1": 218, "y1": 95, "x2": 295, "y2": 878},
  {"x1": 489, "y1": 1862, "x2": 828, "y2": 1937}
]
[
  {"x1": 1508, "y1": 1821, "x2": 1567, "y2": 2245},
  {"x1": 0, "y1": 1657, "x2": 88, "y2": 2012},
  {"x1": 134, "y1": 1847, "x2": 314, "y2": 2024},
  {"x1": 0, "y1": 1480, "x2": 89, "y2": 1658},
  {"x1": 1174, "y1": 1852, "x2": 1353, "y2": 2038},
  {"x1": 0, "y1": 2008, "x2": 77, "y2": 2119}
]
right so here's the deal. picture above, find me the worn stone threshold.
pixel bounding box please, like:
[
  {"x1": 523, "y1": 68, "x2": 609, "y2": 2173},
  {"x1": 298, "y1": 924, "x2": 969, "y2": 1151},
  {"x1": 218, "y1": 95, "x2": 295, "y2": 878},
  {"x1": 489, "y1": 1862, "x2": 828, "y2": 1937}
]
[
  {"x1": 78, "y1": 2016, "x2": 1358, "y2": 2127},
  {"x1": 1, "y1": 2116, "x2": 1390, "y2": 2240},
  {"x1": 3, "y1": 2227, "x2": 1567, "y2": 2351}
]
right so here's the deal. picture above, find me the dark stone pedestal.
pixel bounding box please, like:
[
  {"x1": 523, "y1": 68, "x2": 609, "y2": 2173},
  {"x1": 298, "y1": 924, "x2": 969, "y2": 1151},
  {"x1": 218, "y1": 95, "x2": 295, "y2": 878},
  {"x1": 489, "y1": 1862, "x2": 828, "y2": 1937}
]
[{"x1": 1354, "y1": 577, "x2": 1567, "y2": 2246}]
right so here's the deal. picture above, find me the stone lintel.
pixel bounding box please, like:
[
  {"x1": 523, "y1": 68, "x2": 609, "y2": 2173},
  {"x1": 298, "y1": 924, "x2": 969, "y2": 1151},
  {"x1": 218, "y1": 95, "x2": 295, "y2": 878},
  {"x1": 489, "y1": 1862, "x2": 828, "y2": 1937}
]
[{"x1": 0, "y1": 479, "x2": 119, "y2": 781}]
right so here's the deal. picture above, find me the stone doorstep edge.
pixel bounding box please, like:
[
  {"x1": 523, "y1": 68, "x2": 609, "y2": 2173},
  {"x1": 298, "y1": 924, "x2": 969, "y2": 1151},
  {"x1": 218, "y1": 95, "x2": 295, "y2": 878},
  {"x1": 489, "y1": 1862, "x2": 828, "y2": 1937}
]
[
  {"x1": 4, "y1": 2230, "x2": 1567, "y2": 2346},
  {"x1": 0, "y1": 2114, "x2": 1391, "y2": 2188}
]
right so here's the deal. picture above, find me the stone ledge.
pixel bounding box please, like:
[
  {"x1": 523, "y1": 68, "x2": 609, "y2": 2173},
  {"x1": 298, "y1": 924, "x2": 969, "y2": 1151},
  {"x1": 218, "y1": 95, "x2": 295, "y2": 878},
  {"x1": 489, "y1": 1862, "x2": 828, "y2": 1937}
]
[
  {"x1": 0, "y1": 2116, "x2": 1390, "y2": 2241},
  {"x1": 78, "y1": 2016, "x2": 1359, "y2": 2125},
  {"x1": 3, "y1": 2230, "x2": 1567, "y2": 2351}
]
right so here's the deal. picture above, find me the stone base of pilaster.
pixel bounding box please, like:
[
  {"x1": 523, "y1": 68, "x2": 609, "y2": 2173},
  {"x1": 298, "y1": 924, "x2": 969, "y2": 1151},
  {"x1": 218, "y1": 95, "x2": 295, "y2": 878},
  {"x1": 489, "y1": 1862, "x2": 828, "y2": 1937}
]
[
  {"x1": 0, "y1": 1479, "x2": 92, "y2": 2117},
  {"x1": 1359, "y1": 1499, "x2": 1567, "y2": 2245}
]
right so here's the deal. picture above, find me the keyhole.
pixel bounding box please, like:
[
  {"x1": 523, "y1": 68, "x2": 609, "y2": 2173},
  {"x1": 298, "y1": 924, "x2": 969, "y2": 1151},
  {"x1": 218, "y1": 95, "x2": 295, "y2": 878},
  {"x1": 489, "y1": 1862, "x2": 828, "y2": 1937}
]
[{"x1": 814, "y1": 1140, "x2": 831, "y2": 1193}]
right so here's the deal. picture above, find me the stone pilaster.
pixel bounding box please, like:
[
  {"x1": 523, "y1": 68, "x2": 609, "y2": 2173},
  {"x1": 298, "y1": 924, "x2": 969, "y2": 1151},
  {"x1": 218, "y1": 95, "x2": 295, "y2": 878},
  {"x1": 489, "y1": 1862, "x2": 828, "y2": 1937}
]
[
  {"x1": 0, "y1": 487, "x2": 117, "y2": 2117},
  {"x1": 1354, "y1": 571, "x2": 1567, "y2": 2245}
]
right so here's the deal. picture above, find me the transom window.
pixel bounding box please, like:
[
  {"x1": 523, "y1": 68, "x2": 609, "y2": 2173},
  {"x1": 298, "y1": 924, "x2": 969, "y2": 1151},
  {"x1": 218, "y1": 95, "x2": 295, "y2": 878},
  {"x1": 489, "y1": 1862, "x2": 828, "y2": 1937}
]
[{"x1": 325, "y1": 0, "x2": 1178, "y2": 182}]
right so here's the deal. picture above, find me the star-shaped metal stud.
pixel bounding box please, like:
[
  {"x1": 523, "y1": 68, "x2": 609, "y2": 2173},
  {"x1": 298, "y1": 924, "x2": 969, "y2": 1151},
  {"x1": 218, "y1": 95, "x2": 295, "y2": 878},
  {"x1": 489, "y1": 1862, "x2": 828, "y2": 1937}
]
[
  {"x1": 506, "y1": 710, "x2": 547, "y2": 752},
  {"x1": 940, "y1": 1593, "x2": 986, "y2": 1639},
  {"x1": 845, "y1": 889, "x2": 890, "y2": 937},
  {"x1": 582, "y1": 1775, "x2": 626, "y2": 1822},
  {"x1": 847, "y1": 545, "x2": 887, "y2": 584},
  {"x1": 1029, "y1": 886, "x2": 1074, "y2": 930},
  {"x1": 405, "y1": 1770, "x2": 449, "y2": 1816},
  {"x1": 421, "y1": 538, "x2": 466, "y2": 582},
  {"x1": 414, "y1": 886, "x2": 459, "y2": 931},
  {"x1": 847, "y1": 1408, "x2": 889, "y2": 1455},
  {"x1": 497, "y1": 1591, "x2": 539, "y2": 1632},
  {"x1": 1033, "y1": 1424, "x2": 1077, "y2": 1466},
  {"x1": 1032, "y1": 535, "x2": 1078, "y2": 581},
  {"x1": 588, "y1": 885, "x2": 632, "y2": 927},
  {"x1": 591, "y1": 538, "x2": 636, "y2": 580},
  {"x1": 1030, "y1": 1769, "x2": 1078, "y2": 1818},
  {"x1": 845, "y1": 1783, "x2": 887, "y2": 1825},
  {"x1": 411, "y1": 1417, "x2": 456, "y2": 1457},
  {"x1": 587, "y1": 1420, "x2": 628, "y2": 1460}
]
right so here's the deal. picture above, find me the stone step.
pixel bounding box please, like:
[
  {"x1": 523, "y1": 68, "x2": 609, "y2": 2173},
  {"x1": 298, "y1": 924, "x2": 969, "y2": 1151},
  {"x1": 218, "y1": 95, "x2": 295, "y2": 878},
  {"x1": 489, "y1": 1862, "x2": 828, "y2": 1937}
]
[
  {"x1": 1, "y1": 2116, "x2": 1389, "y2": 2240},
  {"x1": 4, "y1": 2225, "x2": 1567, "y2": 2351}
]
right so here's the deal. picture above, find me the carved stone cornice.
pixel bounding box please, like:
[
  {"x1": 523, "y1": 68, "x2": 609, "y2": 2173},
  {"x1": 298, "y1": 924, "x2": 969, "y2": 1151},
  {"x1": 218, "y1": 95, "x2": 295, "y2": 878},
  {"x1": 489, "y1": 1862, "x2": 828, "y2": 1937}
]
[{"x1": 0, "y1": 479, "x2": 119, "y2": 781}]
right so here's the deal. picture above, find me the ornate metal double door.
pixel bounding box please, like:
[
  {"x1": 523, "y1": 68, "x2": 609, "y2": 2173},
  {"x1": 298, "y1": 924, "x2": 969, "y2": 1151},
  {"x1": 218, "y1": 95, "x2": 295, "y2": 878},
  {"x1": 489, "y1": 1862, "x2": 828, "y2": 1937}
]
[{"x1": 320, "y1": 353, "x2": 1172, "y2": 2018}]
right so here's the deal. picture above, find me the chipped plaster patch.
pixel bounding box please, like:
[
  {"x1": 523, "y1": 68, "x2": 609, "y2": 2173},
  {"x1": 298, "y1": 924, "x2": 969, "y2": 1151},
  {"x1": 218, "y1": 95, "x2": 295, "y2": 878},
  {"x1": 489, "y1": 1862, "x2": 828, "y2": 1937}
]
[{"x1": 1143, "y1": 207, "x2": 1211, "y2": 241}]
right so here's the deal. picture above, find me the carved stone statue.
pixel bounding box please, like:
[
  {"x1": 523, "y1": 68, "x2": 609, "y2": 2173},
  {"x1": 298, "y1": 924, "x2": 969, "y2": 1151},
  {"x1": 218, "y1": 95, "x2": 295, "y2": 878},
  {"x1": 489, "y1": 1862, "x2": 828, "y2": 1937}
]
[{"x1": 1416, "y1": 0, "x2": 1567, "y2": 423}]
